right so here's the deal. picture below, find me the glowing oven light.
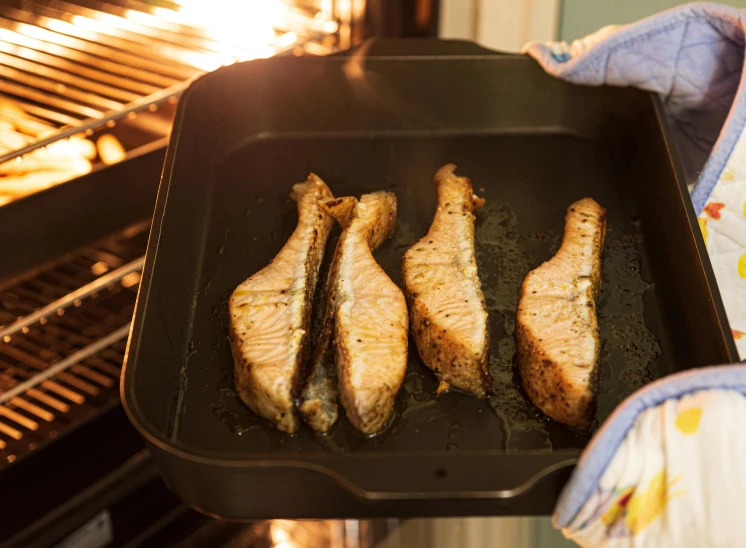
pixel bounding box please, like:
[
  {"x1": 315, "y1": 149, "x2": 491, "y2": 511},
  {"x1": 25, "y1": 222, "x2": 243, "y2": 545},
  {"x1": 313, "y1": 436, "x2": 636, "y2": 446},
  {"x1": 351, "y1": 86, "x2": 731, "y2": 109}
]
[
  {"x1": 270, "y1": 520, "x2": 296, "y2": 548},
  {"x1": 167, "y1": 0, "x2": 291, "y2": 65}
]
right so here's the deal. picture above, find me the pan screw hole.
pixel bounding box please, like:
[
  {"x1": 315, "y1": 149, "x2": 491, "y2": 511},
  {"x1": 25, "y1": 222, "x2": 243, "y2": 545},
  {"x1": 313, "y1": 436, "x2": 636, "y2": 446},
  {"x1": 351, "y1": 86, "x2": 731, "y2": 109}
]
[{"x1": 435, "y1": 468, "x2": 447, "y2": 479}]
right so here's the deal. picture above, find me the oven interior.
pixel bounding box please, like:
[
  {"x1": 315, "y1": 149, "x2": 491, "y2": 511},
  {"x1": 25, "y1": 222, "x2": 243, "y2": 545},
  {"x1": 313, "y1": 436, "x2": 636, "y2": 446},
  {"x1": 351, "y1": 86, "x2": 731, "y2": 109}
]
[{"x1": 0, "y1": 0, "x2": 358, "y2": 206}]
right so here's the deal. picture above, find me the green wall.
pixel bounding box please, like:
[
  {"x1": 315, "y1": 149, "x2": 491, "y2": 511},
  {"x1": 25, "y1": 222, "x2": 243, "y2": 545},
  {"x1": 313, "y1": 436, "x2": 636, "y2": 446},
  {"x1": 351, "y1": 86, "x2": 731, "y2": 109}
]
[{"x1": 559, "y1": 0, "x2": 746, "y2": 41}]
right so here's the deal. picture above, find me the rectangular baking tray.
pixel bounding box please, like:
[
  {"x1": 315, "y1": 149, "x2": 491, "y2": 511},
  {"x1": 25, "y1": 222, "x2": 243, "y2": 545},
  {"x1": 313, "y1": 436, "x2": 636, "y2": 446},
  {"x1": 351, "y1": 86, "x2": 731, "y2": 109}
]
[{"x1": 121, "y1": 39, "x2": 737, "y2": 519}]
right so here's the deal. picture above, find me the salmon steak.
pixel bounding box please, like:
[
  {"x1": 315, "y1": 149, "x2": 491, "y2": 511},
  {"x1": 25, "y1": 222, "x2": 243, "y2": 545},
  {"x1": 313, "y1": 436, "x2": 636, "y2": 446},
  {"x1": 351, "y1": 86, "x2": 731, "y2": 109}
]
[
  {"x1": 402, "y1": 164, "x2": 491, "y2": 397},
  {"x1": 229, "y1": 174, "x2": 335, "y2": 433},
  {"x1": 516, "y1": 198, "x2": 606, "y2": 431},
  {"x1": 322, "y1": 192, "x2": 408, "y2": 435}
]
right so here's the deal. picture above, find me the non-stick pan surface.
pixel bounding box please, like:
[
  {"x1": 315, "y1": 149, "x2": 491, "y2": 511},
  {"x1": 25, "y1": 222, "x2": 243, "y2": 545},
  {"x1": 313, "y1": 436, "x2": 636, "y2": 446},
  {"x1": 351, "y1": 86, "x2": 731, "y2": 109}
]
[{"x1": 122, "y1": 40, "x2": 736, "y2": 519}]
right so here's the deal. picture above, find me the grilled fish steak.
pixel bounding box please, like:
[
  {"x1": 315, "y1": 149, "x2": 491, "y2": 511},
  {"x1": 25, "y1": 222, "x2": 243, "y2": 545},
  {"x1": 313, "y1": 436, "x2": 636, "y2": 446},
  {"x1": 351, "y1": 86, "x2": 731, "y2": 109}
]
[
  {"x1": 229, "y1": 174, "x2": 335, "y2": 433},
  {"x1": 402, "y1": 164, "x2": 491, "y2": 397},
  {"x1": 323, "y1": 192, "x2": 408, "y2": 435},
  {"x1": 516, "y1": 198, "x2": 606, "y2": 431}
]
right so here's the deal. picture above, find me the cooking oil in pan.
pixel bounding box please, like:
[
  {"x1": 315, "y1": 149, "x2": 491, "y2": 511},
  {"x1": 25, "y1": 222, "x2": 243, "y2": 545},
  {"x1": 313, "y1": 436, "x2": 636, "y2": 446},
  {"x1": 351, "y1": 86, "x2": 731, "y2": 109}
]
[
  {"x1": 595, "y1": 225, "x2": 662, "y2": 417},
  {"x1": 476, "y1": 200, "x2": 553, "y2": 450}
]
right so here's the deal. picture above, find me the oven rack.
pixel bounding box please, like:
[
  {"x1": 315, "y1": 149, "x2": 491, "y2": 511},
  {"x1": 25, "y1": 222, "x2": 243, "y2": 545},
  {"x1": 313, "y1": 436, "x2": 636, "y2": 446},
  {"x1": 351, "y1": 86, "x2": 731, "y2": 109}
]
[
  {"x1": 0, "y1": 221, "x2": 149, "y2": 464},
  {"x1": 0, "y1": 0, "x2": 342, "y2": 166}
]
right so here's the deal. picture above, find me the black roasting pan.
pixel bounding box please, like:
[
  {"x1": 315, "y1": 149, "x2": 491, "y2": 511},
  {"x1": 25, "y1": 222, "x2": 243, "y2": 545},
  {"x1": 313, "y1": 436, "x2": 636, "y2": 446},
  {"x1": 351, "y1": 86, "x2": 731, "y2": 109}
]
[{"x1": 121, "y1": 40, "x2": 737, "y2": 519}]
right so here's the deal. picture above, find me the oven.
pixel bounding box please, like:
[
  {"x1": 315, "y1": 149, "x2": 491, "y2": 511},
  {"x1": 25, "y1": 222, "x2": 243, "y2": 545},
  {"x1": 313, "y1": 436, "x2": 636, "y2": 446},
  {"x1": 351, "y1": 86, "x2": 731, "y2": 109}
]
[{"x1": 0, "y1": 2, "x2": 441, "y2": 546}]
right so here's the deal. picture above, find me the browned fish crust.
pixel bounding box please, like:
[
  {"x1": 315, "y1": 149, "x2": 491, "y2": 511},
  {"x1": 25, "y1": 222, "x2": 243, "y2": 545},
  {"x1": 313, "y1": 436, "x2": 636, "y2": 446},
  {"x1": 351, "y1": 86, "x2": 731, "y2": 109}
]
[
  {"x1": 229, "y1": 174, "x2": 335, "y2": 433},
  {"x1": 516, "y1": 198, "x2": 606, "y2": 432},
  {"x1": 402, "y1": 164, "x2": 491, "y2": 397}
]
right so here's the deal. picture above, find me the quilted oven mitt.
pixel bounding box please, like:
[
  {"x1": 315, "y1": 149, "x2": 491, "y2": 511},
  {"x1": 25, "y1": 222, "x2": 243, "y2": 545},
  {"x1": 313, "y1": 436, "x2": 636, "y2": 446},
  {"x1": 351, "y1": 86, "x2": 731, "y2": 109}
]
[{"x1": 522, "y1": 3, "x2": 746, "y2": 546}]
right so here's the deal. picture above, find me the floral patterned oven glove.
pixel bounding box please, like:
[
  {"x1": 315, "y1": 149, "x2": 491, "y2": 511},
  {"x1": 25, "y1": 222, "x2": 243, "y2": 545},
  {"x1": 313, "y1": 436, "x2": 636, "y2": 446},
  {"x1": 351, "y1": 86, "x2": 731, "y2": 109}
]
[{"x1": 522, "y1": 3, "x2": 746, "y2": 546}]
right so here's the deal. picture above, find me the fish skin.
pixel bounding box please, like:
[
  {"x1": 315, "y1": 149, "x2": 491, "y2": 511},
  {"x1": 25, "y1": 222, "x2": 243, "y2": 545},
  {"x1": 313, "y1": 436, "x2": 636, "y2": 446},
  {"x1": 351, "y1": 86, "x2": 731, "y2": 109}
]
[
  {"x1": 402, "y1": 164, "x2": 491, "y2": 397},
  {"x1": 324, "y1": 192, "x2": 408, "y2": 435},
  {"x1": 298, "y1": 356, "x2": 338, "y2": 433},
  {"x1": 516, "y1": 197, "x2": 606, "y2": 432},
  {"x1": 229, "y1": 174, "x2": 335, "y2": 433}
]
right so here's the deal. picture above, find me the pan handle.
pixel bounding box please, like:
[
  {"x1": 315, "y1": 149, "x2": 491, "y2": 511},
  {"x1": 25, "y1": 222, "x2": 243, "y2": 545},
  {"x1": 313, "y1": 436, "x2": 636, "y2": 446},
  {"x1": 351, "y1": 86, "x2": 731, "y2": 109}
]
[{"x1": 309, "y1": 453, "x2": 578, "y2": 501}]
